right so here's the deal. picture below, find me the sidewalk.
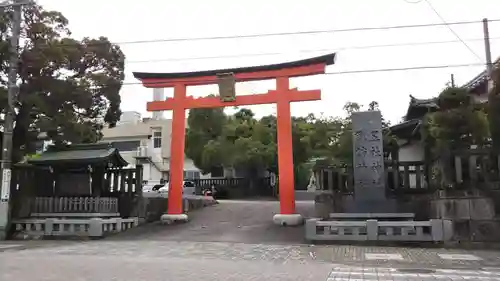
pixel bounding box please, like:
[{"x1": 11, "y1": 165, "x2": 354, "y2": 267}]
[
  {"x1": 326, "y1": 265, "x2": 500, "y2": 280},
  {"x1": 312, "y1": 244, "x2": 500, "y2": 269}
]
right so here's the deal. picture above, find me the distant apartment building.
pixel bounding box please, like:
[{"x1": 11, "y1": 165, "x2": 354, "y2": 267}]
[
  {"x1": 100, "y1": 88, "x2": 206, "y2": 184},
  {"x1": 100, "y1": 110, "x2": 206, "y2": 184}
]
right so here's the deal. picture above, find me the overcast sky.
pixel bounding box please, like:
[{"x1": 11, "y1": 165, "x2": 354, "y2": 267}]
[{"x1": 38, "y1": 0, "x2": 500, "y2": 124}]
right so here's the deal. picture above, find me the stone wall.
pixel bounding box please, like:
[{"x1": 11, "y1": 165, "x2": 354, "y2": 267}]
[
  {"x1": 313, "y1": 189, "x2": 500, "y2": 242},
  {"x1": 429, "y1": 190, "x2": 500, "y2": 242}
]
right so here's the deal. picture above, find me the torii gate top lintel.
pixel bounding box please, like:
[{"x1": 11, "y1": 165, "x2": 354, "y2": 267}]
[{"x1": 133, "y1": 53, "x2": 336, "y2": 88}]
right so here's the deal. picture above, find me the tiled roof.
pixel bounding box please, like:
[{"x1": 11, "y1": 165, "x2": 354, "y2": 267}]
[
  {"x1": 28, "y1": 143, "x2": 128, "y2": 167},
  {"x1": 462, "y1": 57, "x2": 500, "y2": 90}
]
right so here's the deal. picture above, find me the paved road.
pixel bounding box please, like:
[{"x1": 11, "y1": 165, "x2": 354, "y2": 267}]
[
  {"x1": 110, "y1": 199, "x2": 316, "y2": 244},
  {"x1": 2, "y1": 200, "x2": 500, "y2": 280}
]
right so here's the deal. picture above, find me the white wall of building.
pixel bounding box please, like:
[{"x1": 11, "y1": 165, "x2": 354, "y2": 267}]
[
  {"x1": 142, "y1": 162, "x2": 163, "y2": 182},
  {"x1": 118, "y1": 111, "x2": 142, "y2": 125},
  {"x1": 397, "y1": 141, "x2": 426, "y2": 189},
  {"x1": 398, "y1": 141, "x2": 424, "y2": 162}
]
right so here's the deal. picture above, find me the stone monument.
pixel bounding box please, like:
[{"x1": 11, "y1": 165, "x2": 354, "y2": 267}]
[{"x1": 350, "y1": 111, "x2": 396, "y2": 213}]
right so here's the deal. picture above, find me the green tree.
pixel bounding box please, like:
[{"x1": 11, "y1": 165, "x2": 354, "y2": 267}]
[
  {"x1": 185, "y1": 101, "x2": 395, "y2": 178},
  {"x1": 0, "y1": 4, "x2": 125, "y2": 161},
  {"x1": 185, "y1": 106, "x2": 226, "y2": 174},
  {"x1": 422, "y1": 86, "x2": 489, "y2": 153}
]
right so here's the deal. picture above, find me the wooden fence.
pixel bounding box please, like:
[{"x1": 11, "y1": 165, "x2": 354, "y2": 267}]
[
  {"x1": 449, "y1": 148, "x2": 500, "y2": 188},
  {"x1": 192, "y1": 177, "x2": 274, "y2": 198},
  {"x1": 31, "y1": 197, "x2": 119, "y2": 214},
  {"x1": 315, "y1": 160, "x2": 429, "y2": 194},
  {"x1": 314, "y1": 148, "x2": 500, "y2": 194}
]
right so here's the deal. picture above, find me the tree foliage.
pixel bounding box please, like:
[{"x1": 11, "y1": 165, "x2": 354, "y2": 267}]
[
  {"x1": 421, "y1": 86, "x2": 489, "y2": 154},
  {"x1": 0, "y1": 4, "x2": 125, "y2": 161},
  {"x1": 185, "y1": 101, "x2": 396, "y2": 176}
]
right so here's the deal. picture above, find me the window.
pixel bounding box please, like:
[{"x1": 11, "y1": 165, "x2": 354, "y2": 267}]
[
  {"x1": 153, "y1": 131, "x2": 162, "y2": 148},
  {"x1": 183, "y1": 170, "x2": 200, "y2": 180},
  {"x1": 112, "y1": 140, "x2": 141, "y2": 151}
]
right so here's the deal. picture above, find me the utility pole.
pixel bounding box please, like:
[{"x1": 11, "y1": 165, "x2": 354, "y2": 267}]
[
  {"x1": 450, "y1": 74, "x2": 455, "y2": 87},
  {"x1": 484, "y1": 18, "x2": 500, "y2": 150},
  {"x1": 0, "y1": 0, "x2": 26, "y2": 240},
  {"x1": 483, "y1": 18, "x2": 494, "y2": 90}
]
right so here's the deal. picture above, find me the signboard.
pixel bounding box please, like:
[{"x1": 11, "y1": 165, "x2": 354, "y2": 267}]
[
  {"x1": 217, "y1": 72, "x2": 236, "y2": 102},
  {"x1": 1, "y1": 168, "x2": 11, "y2": 202}
]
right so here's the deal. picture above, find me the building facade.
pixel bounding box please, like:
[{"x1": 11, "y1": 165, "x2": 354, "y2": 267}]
[{"x1": 100, "y1": 110, "x2": 206, "y2": 184}]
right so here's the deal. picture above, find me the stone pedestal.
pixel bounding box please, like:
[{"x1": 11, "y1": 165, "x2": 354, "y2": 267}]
[
  {"x1": 272, "y1": 214, "x2": 303, "y2": 226},
  {"x1": 346, "y1": 198, "x2": 398, "y2": 213},
  {"x1": 160, "y1": 213, "x2": 189, "y2": 224}
]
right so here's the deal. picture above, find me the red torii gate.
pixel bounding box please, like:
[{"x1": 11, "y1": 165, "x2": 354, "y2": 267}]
[{"x1": 133, "y1": 53, "x2": 335, "y2": 225}]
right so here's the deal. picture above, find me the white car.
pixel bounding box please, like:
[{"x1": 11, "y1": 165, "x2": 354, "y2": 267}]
[{"x1": 157, "y1": 181, "x2": 196, "y2": 195}]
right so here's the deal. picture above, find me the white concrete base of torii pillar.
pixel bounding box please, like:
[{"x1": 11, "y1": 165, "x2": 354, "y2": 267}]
[{"x1": 272, "y1": 214, "x2": 303, "y2": 226}]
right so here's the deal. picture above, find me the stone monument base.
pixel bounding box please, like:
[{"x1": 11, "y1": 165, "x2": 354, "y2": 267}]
[
  {"x1": 345, "y1": 198, "x2": 398, "y2": 213},
  {"x1": 272, "y1": 214, "x2": 303, "y2": 226}
]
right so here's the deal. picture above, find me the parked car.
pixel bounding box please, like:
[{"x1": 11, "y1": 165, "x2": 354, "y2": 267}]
[
  {"x1": 183, "y1": 180, "x2": 196, "y2": 195},
  {"x1": 143, "y1": 184, "x2": 164, "y2": 193},
  {"x1": 156, "y1": 181, "x2": 196, "y2": 195}
]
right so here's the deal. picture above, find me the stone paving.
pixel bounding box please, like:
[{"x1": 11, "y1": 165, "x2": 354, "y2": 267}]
[
  {"x1": 109, "y1": 199, "x2": 316, "y2": 244},
  {"x1": 327, "y1": 265, "x2": 500, "y2": 280},
  {"x1": 1, "y1": 200, "x2": 500, "y2": 280},
  {"x1": 313, "y1": 244, "x2": 500, "y2": 268}
]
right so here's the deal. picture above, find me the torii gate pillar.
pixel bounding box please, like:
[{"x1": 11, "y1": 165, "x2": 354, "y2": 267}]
[{"x1": 133, "y1": 53, "x2": 335, "y2": 226}]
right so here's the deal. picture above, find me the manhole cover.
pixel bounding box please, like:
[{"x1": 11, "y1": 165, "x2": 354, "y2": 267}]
[{"x1": 397, "y1": 268, "x2": 436, "y2": 274}]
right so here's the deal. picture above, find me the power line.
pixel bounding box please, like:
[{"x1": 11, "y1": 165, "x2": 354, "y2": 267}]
[
  {"x1": 125, "y1": 36, "x2": 500, "y2": 64},
  {"x1": 70, "y1": 19, "x2": 500, "y2": 47},
  {"x1": 424, "y1": 0, "x2": 483, "y2": 62},
  {"x1": 120, "y1": 62, "x2": 487, "y2": 87}
]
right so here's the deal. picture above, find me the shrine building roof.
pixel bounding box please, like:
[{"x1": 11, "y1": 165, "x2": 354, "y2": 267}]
[{"x1": 28, "y1": 143, "x2": 128, "y2": 168}]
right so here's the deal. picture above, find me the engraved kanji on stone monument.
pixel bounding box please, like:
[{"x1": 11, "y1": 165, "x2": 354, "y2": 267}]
[{"x1": 351, "y1": 111, "x2": 385, "y2": 201}]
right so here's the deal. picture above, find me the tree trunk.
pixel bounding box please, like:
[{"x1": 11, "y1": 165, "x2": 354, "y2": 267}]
[{"x1": 12, "y1": 103, "x2": 30, "y2": 163}]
